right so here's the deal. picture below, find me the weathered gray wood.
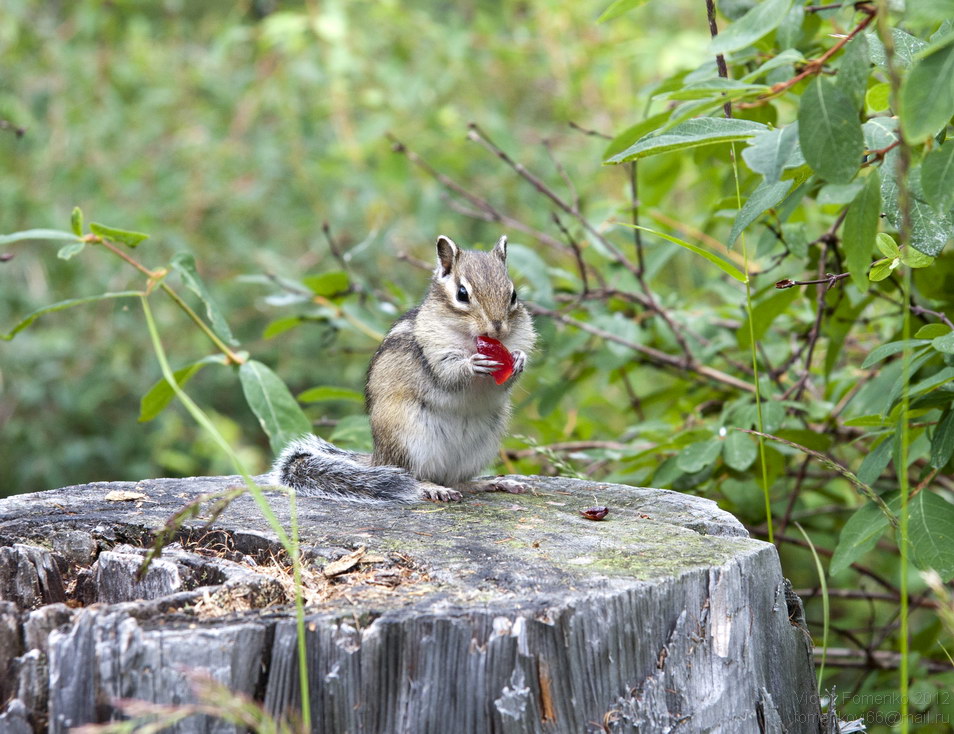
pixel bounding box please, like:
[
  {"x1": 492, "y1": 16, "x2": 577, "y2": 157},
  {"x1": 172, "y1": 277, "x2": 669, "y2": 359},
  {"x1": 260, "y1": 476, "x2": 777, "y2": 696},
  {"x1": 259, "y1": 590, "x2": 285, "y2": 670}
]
[{"x1": 0, "y1": 475, "x2": 823, "y2": 733}]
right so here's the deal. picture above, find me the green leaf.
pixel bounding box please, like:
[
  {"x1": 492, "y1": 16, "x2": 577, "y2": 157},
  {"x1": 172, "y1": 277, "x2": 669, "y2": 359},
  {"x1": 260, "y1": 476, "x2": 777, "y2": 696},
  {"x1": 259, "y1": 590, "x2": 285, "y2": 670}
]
[
  {"x1": 606, "y1": 117, "x2": 768, "y2": 163},
  {"x1": 910, "y1": 365, "x2": 954, "y2": 397},
  {"x1": 797, "y1": 76, "x2": 864, "y2": 184},
  {"x1": 89, "y1": 222, "x2": 149, "y2": 247},
  {"x1": 263, "y1": 316, "x2": 305, "y2": 339},
  {"x1": 842, "y1": 169, "x2": 881, "y2": 291},
  {"x1": 603, "y1": 112, "x2": 671, "y2": 161},
  {"x1": 881, "y1": 350, "x2": 939, "y2": 416},
  {"x1": 931, "y1": 408, "x2": 954, "y2": 469},
  {"x1": 740, "y1": 49, "x2": 805, "y2": 83},
  {"x1": 876, "y1": 232, "x2": 900, "y2": 258},
  {"x1": 738, "y1": 287, "x2": 799, "y2": 350},
  {"x1": 298, "y1": 385, "x2": 364, "y2": 403},
  {"x1": 775, "y1": 2, "x2": 804, "y2": 50},
  {"x1": 603, "y1": 112, "x2": 669, "y2": 161},
  {"x1": 901, "y1": 247, "x2": 934, "y2": 268},
  {"x1": 1, "y1": 291, "x2": 142, "y2": 341},
  {"x1": 728, "y1": 179, "x2": 793, "y2": 246},
  {"x1": 666, "y1": 79, "x2": 769, "y2": 102},
  {"x1": 880, "y1": 153, "x2": 953, "y2": 257},
  {"x1": 836, "y1": 33, "x2": 870, "y2": 109},
  {"x1": 303, "y1": 270, "x2": 350, "y2": 298},
  {"x1": 170, "y1": 252, "x2": 239, "y2": 347},
  {"x1": 596, "y1": 0, "x2": 651, "y2": 23},
  {"x1": 537, "y1": 380, "x2": 573, "y2": 418},
  {"x1": 900, "y1": 37, "x2": 954, "y2": 143},
  {"x1": 843, "y1": 414, "x2": 887, "y2": 428},
  {"x1": 329, "y1": 414, "x2": 373, "y2": 452},
  {"x1": 619, "y1": 224, "x2": 747, "y2": 282},
  {"x1": 933, "y1": 331, "x2": 954, "y2": 354},
  {"x1": 0, "y1": 229, "x2": 81, "y2": 246},
  {"x1": 921, "y1": 141, "x2": 954, "y2": 212},
  {"x1": 70, "y1": 207, "x2": 84, "y2": 237},
  {"x1": 709, "y1": 0, "x2": 794, "y2": 55},
  {"x1": 775, "y1": 428, "x2": 833, "y2": 453},
  {"x1": 57, "y1": 242, "x2": 86, "y2": 260},
  {"x1": 831, "y1": 499, "x2": 892, "y2": 575},
  {"x1": 868, "y1": 259, "x2": 895, "y2": 282},
  {"x1": 761, "y1": 402, "x2": 786, "y2": 433},
  {"x1": 863, "y1": 117, "x2": 898, "y2": 151},
  {"x1": 676, "y1": 439, "x2": 723, "y2": 473},
  {"x1": 139, "y1": 355, "x2": 228, "y2": 422},
  {"x1": 239, "y1": 359, "x2": 313, "y2": 454},
  {"x1": 723, "y1": 430, "x2": 757, "y2": 471},
  {"x1": 909, "y1": 491, "x2": 954, "y2": 581},
  {"x1": 740, "y1": 124, "x2": 804, "y2": 183},
  {"x1": 865, "y1": 83, "x2": 891, "y2": 113},
  {"x1": 507, "y1": 243, "x2": 555, "y2": 307},
  {"x1": 915, "y1": 324, "x2": 950, "y2": 339},
  {"x1": 857, "y1": 434, "x2": 894, "y2": 486},
  {"x1": 866, "y1": 28, "x2": 928, "y2": 70},
  {"x1": 818, "y1": 182, "x2": 862, "y2": 206},
  {"x1": 907, "y1": 0, "x2": 954, "y2": 25}
]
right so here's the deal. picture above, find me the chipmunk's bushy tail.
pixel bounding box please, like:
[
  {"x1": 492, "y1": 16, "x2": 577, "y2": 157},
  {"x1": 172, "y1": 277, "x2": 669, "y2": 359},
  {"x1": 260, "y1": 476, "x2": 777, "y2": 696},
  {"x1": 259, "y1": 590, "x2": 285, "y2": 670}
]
[{"x1": 272, "y1": 435, "x2": 420, "y2": 503}]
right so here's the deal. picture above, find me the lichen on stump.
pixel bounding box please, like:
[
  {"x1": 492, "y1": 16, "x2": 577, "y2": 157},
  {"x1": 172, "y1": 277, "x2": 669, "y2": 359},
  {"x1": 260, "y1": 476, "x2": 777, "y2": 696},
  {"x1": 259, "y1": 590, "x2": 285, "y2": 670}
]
[{"x1": 0, "y1": 475, "x2": 822, "y2": 733}]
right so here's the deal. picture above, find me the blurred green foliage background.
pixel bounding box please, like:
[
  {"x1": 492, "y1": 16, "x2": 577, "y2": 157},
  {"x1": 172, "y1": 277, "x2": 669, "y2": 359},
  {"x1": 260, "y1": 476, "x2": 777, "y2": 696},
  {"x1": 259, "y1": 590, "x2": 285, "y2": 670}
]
[{"x1": 2, "y1": 0, "x2": 702, "y2": 490}]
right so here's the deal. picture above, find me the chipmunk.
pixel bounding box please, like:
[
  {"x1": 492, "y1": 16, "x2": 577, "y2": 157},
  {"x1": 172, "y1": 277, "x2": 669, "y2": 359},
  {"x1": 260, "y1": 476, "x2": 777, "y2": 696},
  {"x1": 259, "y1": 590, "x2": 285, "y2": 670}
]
[{"x1": 273, "y1": 234, "x2": 536, "y2": 502}]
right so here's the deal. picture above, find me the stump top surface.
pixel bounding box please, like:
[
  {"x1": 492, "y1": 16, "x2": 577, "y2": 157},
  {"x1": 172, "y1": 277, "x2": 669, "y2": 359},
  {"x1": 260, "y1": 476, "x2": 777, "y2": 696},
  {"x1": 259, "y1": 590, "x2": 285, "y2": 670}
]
[{"x1": 1, "y1": 475, "x2": 762, "y2": 613}]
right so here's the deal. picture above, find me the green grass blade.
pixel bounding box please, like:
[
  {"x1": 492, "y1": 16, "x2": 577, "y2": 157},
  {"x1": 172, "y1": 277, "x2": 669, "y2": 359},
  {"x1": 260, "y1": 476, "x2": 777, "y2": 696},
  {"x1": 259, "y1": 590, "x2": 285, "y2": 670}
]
[
  {"x1": 2, "y1": 291, "x2": 142, "y2": 340},
  {"x1": 618, "y1": 223, "x2": 747, "y2": 282}
]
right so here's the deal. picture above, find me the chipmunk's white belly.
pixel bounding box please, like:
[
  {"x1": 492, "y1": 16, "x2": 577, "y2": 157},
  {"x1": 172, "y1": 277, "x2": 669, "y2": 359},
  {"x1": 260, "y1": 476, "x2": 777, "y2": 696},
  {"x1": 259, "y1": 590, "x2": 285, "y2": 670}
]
[{"x1": 407, "y1": 387, "x2": 508, "y2": 486}]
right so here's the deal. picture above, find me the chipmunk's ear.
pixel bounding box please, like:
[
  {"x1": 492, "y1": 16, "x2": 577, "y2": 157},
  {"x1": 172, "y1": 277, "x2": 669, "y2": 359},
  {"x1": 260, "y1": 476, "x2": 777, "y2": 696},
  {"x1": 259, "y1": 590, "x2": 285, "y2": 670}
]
[
  {"x1": 435, "y1": 235, "x2": 460, "y2": 277},
  {"x1": 492, "y1": 235, "x2": 508, "y2": 263}
]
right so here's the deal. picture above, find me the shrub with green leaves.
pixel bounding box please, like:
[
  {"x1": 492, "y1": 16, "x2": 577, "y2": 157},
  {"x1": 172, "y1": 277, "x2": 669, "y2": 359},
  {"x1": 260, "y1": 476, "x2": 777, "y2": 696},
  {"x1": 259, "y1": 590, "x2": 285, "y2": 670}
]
[{"x1": 592, "y1": 1, "x2": 954, "y2": 728}]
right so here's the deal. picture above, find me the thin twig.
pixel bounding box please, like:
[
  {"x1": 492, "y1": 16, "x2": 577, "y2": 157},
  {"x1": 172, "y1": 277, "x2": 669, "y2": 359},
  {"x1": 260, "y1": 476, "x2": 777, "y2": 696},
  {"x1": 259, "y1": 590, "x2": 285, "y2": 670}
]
[
  {"x1": 814, "y1": 647, "x2": 952, "y2": 673},
  {"x1": 465, "y1": 122, "x2": 640, "y2": 274},
  {"x1": 865, "y1": 138, "x2": 902, "y2": 165},
  {"x1": 776, "y1": 272, "x2": 851, "y2": 289},
  {"x1": 777, "y1": 455, "x2": 812, "y2": 539},
  {"x1": 911, "y1": 304, "x2": 954, "y2": 331},
  {"x1": 784, "y1": 243, "x2": 830, "y2": 401},
  {"x1": 795, "y1": 588, "x2": 938, "y2": 609},
  {"x1": 737, "y1": 5, "x2": 877, "y2": 109},
  {"x1": 568, "y1": 121, "x2": 611, "y2": 140},
  {"x1": 528, "y1": 302, "x2": 755, "y2": 393},
  {"x1": 551, "y1": 213, "x2": 590, "y2": 295},
  {"x1": 629, "y1": 163, "x2": 645, "y2": 276},
  {"x1": 704, "y1": 0, "x2": 732, "y2": 119},
  {"x1": 388, "y1": 134, "x2": 569, "y2": 254},
  {"x1": 543, "y1": 139, "x2": 581, "y2": 213},
  {"x1": 618, "y1": 366, "x2": 646, "y2": 420},
  {"x1": 321, "y1": 222, "x2": 354, "y2": 276}
]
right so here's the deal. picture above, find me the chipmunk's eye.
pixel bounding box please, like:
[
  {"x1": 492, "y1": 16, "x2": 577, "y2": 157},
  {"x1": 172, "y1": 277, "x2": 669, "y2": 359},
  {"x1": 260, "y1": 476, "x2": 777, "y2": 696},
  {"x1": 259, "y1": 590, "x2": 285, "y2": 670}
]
[
  {"x1": 456, "y1": 284, "x2": 470, "y2": 303},
  {"x1": 510, "y1": 288, "x2": 517, "y2": 306}
]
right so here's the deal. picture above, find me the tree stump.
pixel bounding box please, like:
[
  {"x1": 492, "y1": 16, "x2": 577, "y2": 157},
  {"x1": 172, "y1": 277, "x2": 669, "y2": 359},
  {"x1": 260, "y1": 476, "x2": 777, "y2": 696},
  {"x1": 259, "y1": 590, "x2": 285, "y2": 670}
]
[{"x1": 0, "y1": 475, "x2": 822, "y2": 733}]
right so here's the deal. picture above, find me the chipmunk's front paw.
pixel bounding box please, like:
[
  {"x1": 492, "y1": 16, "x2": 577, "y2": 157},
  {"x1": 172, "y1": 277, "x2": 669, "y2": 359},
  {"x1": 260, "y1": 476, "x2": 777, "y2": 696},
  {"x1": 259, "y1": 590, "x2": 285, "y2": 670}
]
[
  {"x1": 510, "y1": 350, "x2": 527, "y2": 375},
  {"x1": 468, "y1": 352, "x2": 502, "y2": 376},
  {"x1": 420, "y1": 482, "x2": 463, "y2": 502}
]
